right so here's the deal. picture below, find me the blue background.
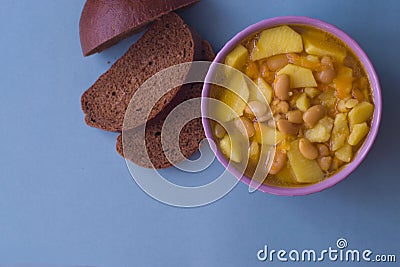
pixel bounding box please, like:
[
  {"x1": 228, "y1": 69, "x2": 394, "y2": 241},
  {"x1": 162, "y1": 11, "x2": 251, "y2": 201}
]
[{"x1": 0, "y1": 0, "x2": 399, "y2": 266}]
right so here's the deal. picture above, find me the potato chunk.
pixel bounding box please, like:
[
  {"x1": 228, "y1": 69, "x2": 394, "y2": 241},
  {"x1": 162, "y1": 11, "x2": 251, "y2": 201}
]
[
  {"x1": 276, "y1": 163, "x2": 296, "y2": 184},
  {"x1": 335, "y1": 143, "x2": 353, "y2": 163},
  {"x1": 288, "y1": 140, "x2": 323, "y2": 183},
  {"x1": 305, "y1": 87, "x2": 320, "y2": 98},
  {"x1": 305, "y1": 116, "x2": 334, "y2": 143},
  {"x1": 214, "y1": 74, "x2": 250, "y2": 122},
  {"x1": 219, "y1": 134, "x2": 245, "y2": 163},
  {"x1": 254, "y1": 123, "x2": 284, "y2": 145},
  {"x1": 219, "y1": 135, "x2": 233, "y2": 161},
  {"x1": 251, "y1": 26, "x2": 303, "y2": 61},
  {"x1": 296, "y1": 93, "x2": 310, "y2": 112},
  {"x1": 331, "y1": 113, "x2": 350, "y2": 151},
  {"x1": 277, "y1": 64, "x2": 317, "y2": 88},
  {"x1": 348, "y1": 101, "x2": 374, "y2": 127},
  {"x1": 224, "y1": 44, "x2": 249, "y2": 71},
  {"x1": 214, "y1": 90, "x2": 246, "y2": 122},
  {"x1": 250, "y1": 77, "x2": 273, "y2": 104},
  {"x1": 302, "y1": 31, "x2": 347, "y2": 62},
  {"x1": 348, "y1": 122, "x2": 369, "y2": 146}
]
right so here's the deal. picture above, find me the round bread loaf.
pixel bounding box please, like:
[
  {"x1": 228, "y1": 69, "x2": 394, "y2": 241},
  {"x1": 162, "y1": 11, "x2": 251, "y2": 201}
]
[{"x1": 79, "y1": 0, "x2": 200, "y2": 56}]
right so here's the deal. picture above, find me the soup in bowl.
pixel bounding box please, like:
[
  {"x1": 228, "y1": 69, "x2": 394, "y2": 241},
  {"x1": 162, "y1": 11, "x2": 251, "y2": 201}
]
[{"x1": 201, "y1": 16, "x2": 381, "y2": 196}]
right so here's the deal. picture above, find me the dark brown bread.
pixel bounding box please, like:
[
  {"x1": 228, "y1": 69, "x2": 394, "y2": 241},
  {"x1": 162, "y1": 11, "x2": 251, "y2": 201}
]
[
  {"x1": 116, "y1": 40, "x2": 215, "y2": 169},
  {"x1": 200, "y1": 40, "x2": 215, "y2": 65},
  {"x1": 116, "y1": 83, "x2": 204, "y2": 169},
  {"x1": 79, "y1": 0, "x2": 200, "y2": 56},
  {"x1": 81, "y1": 13, "x2": 201, "y2": 132}
]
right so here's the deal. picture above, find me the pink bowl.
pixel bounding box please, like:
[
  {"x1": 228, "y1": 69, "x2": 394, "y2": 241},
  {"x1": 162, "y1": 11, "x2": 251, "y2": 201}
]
[{"x1": 201, "y1": 16, "x2": 382, "y2": 196}]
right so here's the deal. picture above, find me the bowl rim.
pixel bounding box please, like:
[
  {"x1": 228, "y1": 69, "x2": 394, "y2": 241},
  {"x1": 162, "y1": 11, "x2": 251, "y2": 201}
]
[{"x1": 201, "y1": 16, "x2": 382, "y2": 196}]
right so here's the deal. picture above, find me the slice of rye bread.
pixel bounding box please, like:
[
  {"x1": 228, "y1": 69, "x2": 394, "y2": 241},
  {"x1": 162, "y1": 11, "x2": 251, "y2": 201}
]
[
  {"x1": 79, "y1": 0, "x2": 200, "y2": 56},
  {"x1": 116, "y1": 40, "x2": 215, "y2": 169},
  {"x1": 81, "y1": 13, "x2": 202, "y2": 132}
]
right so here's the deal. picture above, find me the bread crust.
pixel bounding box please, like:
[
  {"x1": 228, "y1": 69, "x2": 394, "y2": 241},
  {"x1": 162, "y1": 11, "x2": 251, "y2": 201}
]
[{"x1": 79, "y1": 0, "x2": 200, "y2": 56}]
